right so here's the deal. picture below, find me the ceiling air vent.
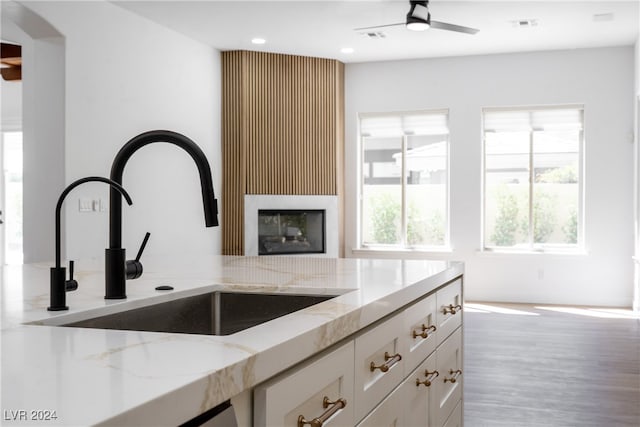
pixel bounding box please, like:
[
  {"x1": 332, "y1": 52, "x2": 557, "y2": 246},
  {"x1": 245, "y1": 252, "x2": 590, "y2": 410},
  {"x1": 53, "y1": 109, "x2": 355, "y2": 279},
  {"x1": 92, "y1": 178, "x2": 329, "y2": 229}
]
[
  {"x1": 511, "y1": 19, "x2": 538, "y2": 28},
  {"x1": 359, "y1": 31, "x2": 386, "y2": 39}
]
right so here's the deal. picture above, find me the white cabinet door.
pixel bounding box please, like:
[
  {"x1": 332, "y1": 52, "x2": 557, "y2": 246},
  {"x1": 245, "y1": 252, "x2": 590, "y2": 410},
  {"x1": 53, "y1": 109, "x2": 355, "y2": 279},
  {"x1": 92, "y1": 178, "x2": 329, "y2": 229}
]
[
  {"x1": 433, "y1": 328, "x2": 463, "y2": 427},
  {"x1": 443, "y1": 401, "x2": 462, "y2": 427},
  {"x1": 403, "y1": 351, "x2": 438, "y2": 427},
  {"x1": 436, "y1": 279, "x2": 462, "y2": 345},
  {"x1": 403, "y1": 293, "x2": 437, "y2": 376},
  {"x1": 254, "y1": 341, "x2": 355, "y2": 427},
  {"x1": 354, "y1": 311, "x2": 405, "y2": 422},
  {"x1": 355, "y1": 379, "x2": 404, "y2": 427}
]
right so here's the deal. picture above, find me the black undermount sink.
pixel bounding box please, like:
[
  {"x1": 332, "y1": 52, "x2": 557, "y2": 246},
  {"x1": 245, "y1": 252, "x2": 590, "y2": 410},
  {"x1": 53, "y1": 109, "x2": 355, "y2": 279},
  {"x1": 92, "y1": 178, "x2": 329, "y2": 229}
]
[{"x1": 62, "y1": 292, "x2": 336, "y2": 336}]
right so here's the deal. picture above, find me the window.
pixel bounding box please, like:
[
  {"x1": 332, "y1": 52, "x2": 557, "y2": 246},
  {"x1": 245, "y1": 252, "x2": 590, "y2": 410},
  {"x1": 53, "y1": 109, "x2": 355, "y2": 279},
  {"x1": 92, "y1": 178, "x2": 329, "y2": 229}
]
[
  {"x1": 1, "y1": 131, "x2": 23, "y2": 264},
  {"x1": 482, "y1": 106, "x2": 583, "y2": 251},
  {"x1": 359, "y1": 110, "x2": 449, "y2": 249}
]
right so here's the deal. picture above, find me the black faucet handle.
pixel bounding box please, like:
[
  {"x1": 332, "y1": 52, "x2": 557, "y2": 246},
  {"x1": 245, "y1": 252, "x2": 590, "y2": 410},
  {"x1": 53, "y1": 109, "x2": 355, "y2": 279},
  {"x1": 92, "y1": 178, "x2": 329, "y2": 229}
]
[
  {"x1": 126, "y1": 232, "x2": 150, "y2": 280},
  {"x1": 65, "y1": 260, "x2": 78, "y2": 291},
  {"x1": 134, "y1": 232, "x2": 151, "y2": 262}
]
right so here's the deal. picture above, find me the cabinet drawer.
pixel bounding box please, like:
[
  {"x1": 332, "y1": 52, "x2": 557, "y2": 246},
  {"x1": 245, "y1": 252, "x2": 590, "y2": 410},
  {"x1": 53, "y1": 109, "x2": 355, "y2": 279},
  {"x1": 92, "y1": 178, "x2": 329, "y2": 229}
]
[
  {"x1": 403, "y1": 351, "x2": 437, "y2": 427},
  {"x1": 254, "y1": 341, "x2": 355, "y2": 427},
  {"x1": 354, "y1": 379, "x2": 404, "y2": 427},
  {"x1": 354, "y1": 311, "x2": 405, "y2": 422},
  {"x1": 443, "y1": 400, "x2": 462, "y2": 427},
  {"x1": 403, "y1": 293, "x2": 438, "y2": 375},
  {"x1": 433, "y1": 328, "x2": 463, "y2": 427},
  {"x1": 436, "y1": 279, "x2": 462, "y2": 344}
]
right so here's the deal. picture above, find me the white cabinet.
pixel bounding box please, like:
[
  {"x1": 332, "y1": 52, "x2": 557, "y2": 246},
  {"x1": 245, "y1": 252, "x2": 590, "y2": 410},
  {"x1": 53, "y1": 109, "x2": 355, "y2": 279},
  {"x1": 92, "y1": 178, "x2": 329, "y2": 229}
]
[
  {"x1": 433, "y1": 328, "x2": 463, "y2": 427},
  {"x1": 436, "y1": 279, "x2": 462, "y2": 345},
  {"x1": 443, "y1": 401, "x2": 462, "y2": 427},
  {"x1": 390, "y1": 325, "x2": 462, "y2": 427},
  {"x1": 403, "y1": 352, "x2": 437, "y2": 426},
  {"x1": 354, "y1": 311, "x2": 405, "y2": 421},
  {"x1": 355, "y1": 378, "x2": 405, "y2": 427},
  {"x1": 253, "y1": 277, "x2": 463, "y2": 427},
  {"x1": 254, "y1": 341, "x2": 354, "y2": 427},
  {"x1": 403, "y1": 293, "x2": 437, "y2": 376}
]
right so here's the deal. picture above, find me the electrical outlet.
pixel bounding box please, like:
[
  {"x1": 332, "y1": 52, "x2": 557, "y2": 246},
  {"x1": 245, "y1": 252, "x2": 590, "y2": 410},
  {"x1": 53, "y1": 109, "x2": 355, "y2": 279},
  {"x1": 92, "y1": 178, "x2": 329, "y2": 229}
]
[
  {"x1": 78, "y1": 198, "x2": 93, "y2": 212},
  {"x1": 79, "y1": 198, "x2": 105, "y2": 212}
]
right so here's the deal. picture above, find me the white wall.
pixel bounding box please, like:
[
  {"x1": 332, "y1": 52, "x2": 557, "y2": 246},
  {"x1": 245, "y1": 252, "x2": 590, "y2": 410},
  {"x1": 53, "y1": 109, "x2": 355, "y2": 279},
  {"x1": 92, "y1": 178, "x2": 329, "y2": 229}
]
[
  {"x1": 634, "y1": 33, "x2": 640, "y2": 311},
  {"x1": 345, "y1": 47, "x2": 635, "y2": 307},
  {"x1": 1, "y1": 7, "x2": 65, "y2": 264},
  {"x1": 0, "y1": 56, "x2": 21, "y2": 129},
  {"x1": 19, "y1": 1, "x2": 222, "y2": 262}
]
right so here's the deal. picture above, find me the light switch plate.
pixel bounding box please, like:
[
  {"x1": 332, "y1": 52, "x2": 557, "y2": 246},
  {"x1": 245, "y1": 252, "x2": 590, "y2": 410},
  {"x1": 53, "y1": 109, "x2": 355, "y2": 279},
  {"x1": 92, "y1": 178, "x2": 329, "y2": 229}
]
[{"x1": 78, "y1": 198, "x2": 93, "y2": 212}]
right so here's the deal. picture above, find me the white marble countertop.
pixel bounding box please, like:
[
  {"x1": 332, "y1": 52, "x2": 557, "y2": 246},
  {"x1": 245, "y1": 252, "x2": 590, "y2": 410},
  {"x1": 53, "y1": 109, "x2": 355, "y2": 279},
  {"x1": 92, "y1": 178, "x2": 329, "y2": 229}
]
[{"x1": 1, "y1": 255, "x2": 463, "y2": 426}]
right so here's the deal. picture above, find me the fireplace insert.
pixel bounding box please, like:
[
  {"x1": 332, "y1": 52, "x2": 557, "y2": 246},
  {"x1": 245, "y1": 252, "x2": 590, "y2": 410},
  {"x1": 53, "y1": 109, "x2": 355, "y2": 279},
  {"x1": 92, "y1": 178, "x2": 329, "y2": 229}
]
[{"x1": 258, "y1": 209, "x2": 325, "y2": 255}]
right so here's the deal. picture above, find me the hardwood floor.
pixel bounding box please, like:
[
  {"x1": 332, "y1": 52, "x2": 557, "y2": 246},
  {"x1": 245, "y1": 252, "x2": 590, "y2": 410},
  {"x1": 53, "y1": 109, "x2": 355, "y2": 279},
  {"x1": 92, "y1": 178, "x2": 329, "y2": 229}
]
[{"x1": 463, "y1": 303, "x2": 640, "y2": 427}]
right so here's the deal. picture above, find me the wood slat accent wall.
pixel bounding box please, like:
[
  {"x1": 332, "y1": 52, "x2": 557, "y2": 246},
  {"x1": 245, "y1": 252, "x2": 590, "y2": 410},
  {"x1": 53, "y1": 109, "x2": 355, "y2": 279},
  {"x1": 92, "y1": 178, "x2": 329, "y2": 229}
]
[{"x1": 222, "y1": 51, "x2": 344, "y2": 255}]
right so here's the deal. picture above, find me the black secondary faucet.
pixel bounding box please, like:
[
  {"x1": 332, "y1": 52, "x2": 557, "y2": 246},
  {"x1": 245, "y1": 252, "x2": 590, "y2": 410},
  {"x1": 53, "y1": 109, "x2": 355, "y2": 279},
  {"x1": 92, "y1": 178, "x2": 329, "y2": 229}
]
[
  {"x1": 105, "y1": 130, "x2": 219, "y2": 300},
  {"x1": 49, "y1": 176, "x2": 133, "y2": 311}
]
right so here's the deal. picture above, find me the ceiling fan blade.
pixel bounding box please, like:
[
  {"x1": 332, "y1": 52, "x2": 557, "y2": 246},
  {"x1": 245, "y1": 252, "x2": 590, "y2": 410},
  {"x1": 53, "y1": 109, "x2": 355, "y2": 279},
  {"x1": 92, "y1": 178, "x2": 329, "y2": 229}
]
[
  {"x1": 1, "y1": 57, "x2": 21, "y2": 67},
  {"x1": 354, "y1": 22, "x2": 404, "y2": 31},
  {"x1": 430, "y1": 20, "x2": 479, "y2": 35},
  {"x1": 1, "y1": 43, "x2": 21, "y2": 59},
  {"x1": 1, "y1": 67, "x2": 21, "y2": 81},
  {"x1": 1, "y1": 43, "x2": 22, "y2": 81}
]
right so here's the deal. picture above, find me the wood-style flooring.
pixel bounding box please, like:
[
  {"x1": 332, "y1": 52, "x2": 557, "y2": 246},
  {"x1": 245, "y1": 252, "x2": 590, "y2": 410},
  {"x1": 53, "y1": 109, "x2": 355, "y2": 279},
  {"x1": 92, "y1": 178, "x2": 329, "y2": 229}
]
[{"x1": 463, "y1": 303, "x2": 640, "y2": 427}]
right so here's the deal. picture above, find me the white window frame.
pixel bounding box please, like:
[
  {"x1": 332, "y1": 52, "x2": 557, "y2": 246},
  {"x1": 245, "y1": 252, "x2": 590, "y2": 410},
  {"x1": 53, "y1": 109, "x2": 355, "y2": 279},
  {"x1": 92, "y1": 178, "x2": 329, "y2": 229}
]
[
  {"x1": 358, "y1": 109, "x2": 450, "y2": 251},
  {"x1": 481, "y1": 105, "x2": 585, "y2": 253}
]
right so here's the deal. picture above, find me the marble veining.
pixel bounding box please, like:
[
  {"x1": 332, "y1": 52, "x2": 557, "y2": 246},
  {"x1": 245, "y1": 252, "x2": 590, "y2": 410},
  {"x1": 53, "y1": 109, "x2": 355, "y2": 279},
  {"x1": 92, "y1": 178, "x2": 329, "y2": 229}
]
[
  {"x1": 1, "y1": 255, "x2": 462, "y2": 426},
  {"x1": 313, "y1": 308, "x2": 362, "y2": 350}
]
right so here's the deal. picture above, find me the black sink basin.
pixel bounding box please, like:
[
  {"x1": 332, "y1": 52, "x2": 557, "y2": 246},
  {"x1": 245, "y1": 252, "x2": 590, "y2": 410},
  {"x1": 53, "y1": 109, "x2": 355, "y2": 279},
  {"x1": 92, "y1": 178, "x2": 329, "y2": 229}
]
[{"x1": 62, "y1": 292, "x2": 335, "y2": 335}]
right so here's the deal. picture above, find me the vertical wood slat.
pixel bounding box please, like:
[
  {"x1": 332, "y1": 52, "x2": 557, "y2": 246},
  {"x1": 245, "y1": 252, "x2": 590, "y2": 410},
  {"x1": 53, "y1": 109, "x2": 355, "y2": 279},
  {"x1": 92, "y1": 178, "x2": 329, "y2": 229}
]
[
  {"x1": 221, "y1": 51, "x2": 245, "y2": 255},
  {"x1": 221, "y1": 51, "x2": 344, "y2": 255},
  {"x1": 335, "y1": 61, "x2": 345, "y2": 257}
]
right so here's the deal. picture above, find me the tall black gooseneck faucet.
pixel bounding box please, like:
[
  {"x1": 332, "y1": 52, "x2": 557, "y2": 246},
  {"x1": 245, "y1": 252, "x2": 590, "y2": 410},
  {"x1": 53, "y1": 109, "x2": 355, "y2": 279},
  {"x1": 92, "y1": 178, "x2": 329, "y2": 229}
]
[
  {"x1": 105, "y1": 130, "x2": 219, "y2": 300},
  {"x1": 49, "y1": 176, "x2": 133, "y2": 311}
]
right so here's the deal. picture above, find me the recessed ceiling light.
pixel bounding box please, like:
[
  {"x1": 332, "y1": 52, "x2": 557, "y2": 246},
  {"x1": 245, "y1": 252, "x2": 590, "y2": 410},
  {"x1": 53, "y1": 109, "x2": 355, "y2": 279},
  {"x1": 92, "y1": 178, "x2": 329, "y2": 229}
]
[
  {"x1": 251, "y1": 38, "x2": 266, "y2": 45},
  {"x1": 341, "y1": 47, "x2": 354, "y2": 54},
  {"x1": 593, "y1": 13, "x2": 614, "y2": 22}
]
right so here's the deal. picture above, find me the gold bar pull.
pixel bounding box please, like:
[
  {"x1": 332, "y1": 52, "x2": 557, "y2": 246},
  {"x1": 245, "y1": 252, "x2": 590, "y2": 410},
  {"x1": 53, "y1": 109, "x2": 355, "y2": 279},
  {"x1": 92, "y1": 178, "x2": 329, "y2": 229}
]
[
  {"x1": 297, "y1": 396, "x2": 347, "y2": 427},
  {"x1": 370, "y1": 352, "x2": 402, "y2": 373},
  {"x1": 442, "y1": 304, "x2": 463, "y2": 315},
  {"x1": 412, "y1": 324, "x2": 437, "y2": 339},
  {"x1": 444, "y1": 369, "x2": 462, "y2": 383},
  {"x1": 416, "y1": 370, "x2": 439, "y2": 387}
]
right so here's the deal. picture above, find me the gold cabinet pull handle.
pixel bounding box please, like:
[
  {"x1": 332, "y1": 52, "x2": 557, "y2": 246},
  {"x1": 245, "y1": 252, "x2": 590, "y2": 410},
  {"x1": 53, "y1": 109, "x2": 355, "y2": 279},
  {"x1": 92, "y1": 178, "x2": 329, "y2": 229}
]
[
  {"x1": 442, "y1": 304, "x2": 463, "y2": 315},
  {"x1": 444, "y1": 369, "x2": 462, "y2": 383},
  {"x1": 297, "y1": 396, "x2": 347, "y2": 427},
  {"x1": 416, "y1": 370, "x2": 439, "y2": 387},
  {"x1": 412, "y1": 324, "x2": 437, "y2": 339},
  {"x1": 370, "y1": 352, "x2": 402, "y2": 373}
]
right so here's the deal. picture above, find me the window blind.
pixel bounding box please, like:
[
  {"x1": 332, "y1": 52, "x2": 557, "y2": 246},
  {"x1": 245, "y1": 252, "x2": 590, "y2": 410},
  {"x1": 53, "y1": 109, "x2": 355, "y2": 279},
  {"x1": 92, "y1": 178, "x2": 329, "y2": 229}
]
[
  {"x1": 483, "y1": 107, "x2": 583, "y2": 132},
  {"x1": 360, "y1": 111, "x2": 449, "y2": 137}
]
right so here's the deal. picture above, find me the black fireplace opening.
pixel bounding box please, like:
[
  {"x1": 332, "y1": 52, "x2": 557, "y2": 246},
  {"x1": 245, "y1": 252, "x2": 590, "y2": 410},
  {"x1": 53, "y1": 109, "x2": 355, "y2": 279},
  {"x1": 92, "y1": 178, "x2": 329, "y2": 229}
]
[{"x1": 258, "y1": 209, "x2": 326, "y2": 255}]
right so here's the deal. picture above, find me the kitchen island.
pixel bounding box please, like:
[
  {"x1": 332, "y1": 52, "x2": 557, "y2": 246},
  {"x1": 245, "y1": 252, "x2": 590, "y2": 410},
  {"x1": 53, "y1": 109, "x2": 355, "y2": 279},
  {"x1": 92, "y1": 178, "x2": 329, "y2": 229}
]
[{"x1": 1, "y1": 255, "x2": 463, "y2": 426}]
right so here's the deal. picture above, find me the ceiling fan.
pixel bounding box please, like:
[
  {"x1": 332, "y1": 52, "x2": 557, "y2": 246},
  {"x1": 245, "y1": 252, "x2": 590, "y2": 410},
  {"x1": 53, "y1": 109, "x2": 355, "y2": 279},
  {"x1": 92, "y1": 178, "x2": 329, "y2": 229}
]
[
  {"x1": 354, "y1": 0, "x2": 479, "y2": 35},
  {"x1": 1, "y1": 43, "x2": 22, "y2": 81}
]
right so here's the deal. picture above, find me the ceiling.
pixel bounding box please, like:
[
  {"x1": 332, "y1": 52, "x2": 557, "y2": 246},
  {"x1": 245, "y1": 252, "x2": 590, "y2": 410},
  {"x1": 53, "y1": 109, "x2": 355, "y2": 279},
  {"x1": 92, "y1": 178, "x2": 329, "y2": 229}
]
[{"x1": 116, "y1": 1, "x2": 639, "y2": 63}]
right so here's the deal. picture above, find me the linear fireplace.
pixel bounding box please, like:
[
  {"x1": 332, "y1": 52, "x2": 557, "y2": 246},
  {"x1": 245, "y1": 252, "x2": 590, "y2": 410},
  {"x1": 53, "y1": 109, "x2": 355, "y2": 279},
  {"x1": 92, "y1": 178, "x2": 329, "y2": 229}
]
[
  {"x1": 258, "y1": 209, "x2": 325, "y2": 255},
  {"x1": 244, "y1": 195, "x2": 338, "y2": 257}
]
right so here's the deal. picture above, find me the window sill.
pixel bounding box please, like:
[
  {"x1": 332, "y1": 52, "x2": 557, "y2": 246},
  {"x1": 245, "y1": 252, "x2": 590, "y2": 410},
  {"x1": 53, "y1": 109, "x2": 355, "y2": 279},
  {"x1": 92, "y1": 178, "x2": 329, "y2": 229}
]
[
  {"x1": 478, "y1": 248, "x2": 588, "y2": 257},
  {"x1": 351, "y1": 247, "x2": 453, "y2": 258}
]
